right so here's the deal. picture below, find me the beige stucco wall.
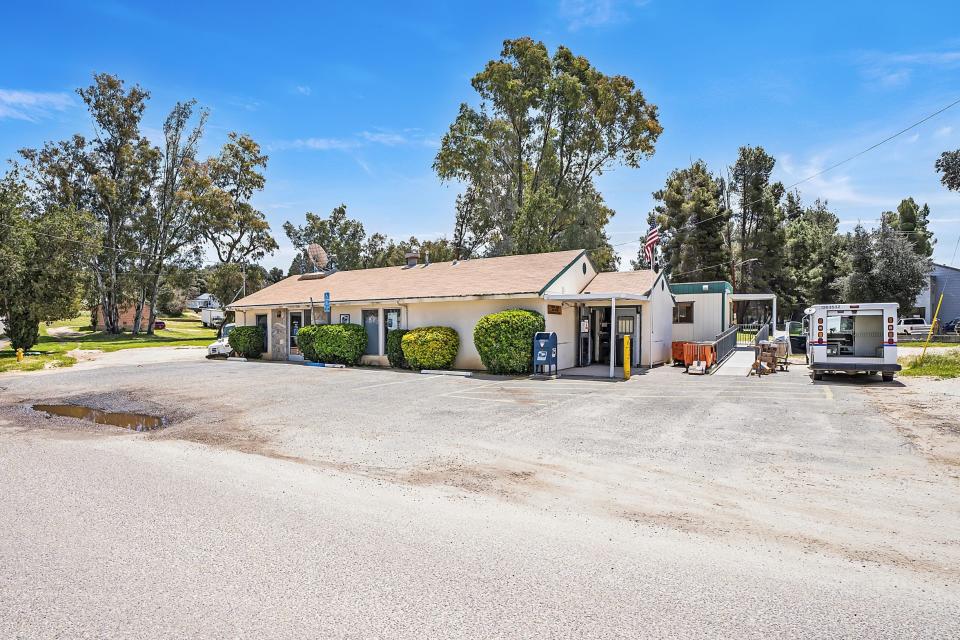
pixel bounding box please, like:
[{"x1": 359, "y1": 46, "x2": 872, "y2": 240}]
[
  {"x1": 544, "y1": 302, "x2": 578, "y2": 370},
  {"x1": 404, "y1": 298, "x2": 545, "y2": 370}
]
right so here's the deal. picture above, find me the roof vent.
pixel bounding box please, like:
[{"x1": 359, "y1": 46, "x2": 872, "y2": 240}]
[{"x1": 404, "y1": 251, "x2": 419, "y2": 268}]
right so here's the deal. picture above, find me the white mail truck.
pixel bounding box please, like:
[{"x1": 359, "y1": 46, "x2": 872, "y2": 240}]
[{"x1": 805, "y1": 303, "x2": 901, "y2": 382}]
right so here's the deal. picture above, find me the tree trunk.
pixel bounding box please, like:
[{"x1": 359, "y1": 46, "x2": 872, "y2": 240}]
[{"x1": 145, "y1": 270, "x2": 163, "y2": 335}]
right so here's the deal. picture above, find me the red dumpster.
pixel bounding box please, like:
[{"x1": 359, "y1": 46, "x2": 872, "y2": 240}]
[
  {"x1": 672, "y1": 341, "x2": 689, "y2": 365},
  {"x1": 683, "y1": 342, "x2": 716, "y2": 370}
]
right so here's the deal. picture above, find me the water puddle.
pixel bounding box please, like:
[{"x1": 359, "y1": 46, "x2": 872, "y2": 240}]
[{"x1": 32, "y1": 404, "x2": 164, "y2": 432}]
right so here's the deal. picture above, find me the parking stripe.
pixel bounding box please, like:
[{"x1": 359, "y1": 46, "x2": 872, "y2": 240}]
[{"x1": 352, "y1": 374, "x2": 447, "y2": 391}]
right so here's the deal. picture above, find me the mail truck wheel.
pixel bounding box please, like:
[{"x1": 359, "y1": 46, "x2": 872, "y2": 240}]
[
  {"x1": 882, "y1": 372, "x2": 894, "y2": 382},
  {"x1": 813, "y1": 371, "x2": 823, "y2": 381}
]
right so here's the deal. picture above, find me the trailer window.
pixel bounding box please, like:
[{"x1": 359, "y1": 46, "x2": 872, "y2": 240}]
[{"x1": 673, "y1": 302, "x2": 694, "y2": 324}]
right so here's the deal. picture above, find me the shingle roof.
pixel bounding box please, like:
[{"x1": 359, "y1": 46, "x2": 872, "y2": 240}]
[
  {"x1": 229, "y1": 249, "x2": 585, "y2": 307},
  {"x1": 582, "y1": 270, "x2": 659, "y2": 296}
]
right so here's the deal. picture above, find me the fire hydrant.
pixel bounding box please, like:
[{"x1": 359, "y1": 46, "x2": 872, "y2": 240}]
[{"x1": 16, "y1": 348, "x2": 24, "y2": 363}]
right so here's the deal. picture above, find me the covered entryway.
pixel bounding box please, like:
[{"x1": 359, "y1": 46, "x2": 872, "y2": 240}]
[{"x1": 544, "y1": 293, "x2": 648, "y2": 378}]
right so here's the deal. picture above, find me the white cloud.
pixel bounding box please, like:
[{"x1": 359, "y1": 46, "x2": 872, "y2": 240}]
[
  {"x1": 905, "y1": 132, "x2": 920, "y2": 143},
  {"x1": 858, "y1": 48, "x2": 960, "y2": 89},
  {"x1": 558, "y1": 0, "x2": 648, "y2": 31},
  {"x1": 295, "y1": 85, "x2": 311, "y2": 96},
  {"x1": 936, "y1": 125, "x2": 954, "y2": 138},
  {"x1": 361, "y1": 130, "x2": 408, "y2": 145},
  {"x1": 273, "y1": 137, "x2": 360, "y2": 151},
  {"x1": 0, "y1": 89, "x2": 73, "y2": 122},
  {"x1": 778, "y1": 153, "x2": 889, "y2": 207}
]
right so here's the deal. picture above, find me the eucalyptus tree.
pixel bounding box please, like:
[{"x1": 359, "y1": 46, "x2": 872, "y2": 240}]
[
  {"x1": 131, "y1": 100, "x2": 209, "y2": 334},
  {"x1": 434, "y1": 37, "x2": 662, "y2": 269},
  {"x1": 21, "y1": 74, "x2": 159, "y2": 334},
  {"x1": 188, "y1": 132, "x2": 278, "y2": 265}
]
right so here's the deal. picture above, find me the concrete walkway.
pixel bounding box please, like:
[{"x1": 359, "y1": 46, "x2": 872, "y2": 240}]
[{"x1": 713, "y1": 347, "x2": 755, "y2": 376}]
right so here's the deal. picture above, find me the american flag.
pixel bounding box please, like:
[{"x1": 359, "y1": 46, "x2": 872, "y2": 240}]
[{"x1": 643, "y1": 224, "x2": 660, "y2": 266}]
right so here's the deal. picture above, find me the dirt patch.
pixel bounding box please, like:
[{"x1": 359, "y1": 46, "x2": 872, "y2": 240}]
[
  {"x1": 619, "y1": 507, "x2": 960, "y2": 581},
  {"x1": 65, "y1": 349, "x2": 103, "y2": 363},
  {"x1": 866, "y1": 380, "x2": 960, "y2": 470},
  {"x1": 46, "y1": 326, "x2": 88, "y2": 339},
  {"x1": 402, "y1": 462, "x2": 547, "y2": 500}
]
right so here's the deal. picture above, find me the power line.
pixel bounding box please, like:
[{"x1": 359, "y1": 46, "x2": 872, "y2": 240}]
[
  {"x1": 0, "y1": 219, "x2": 162, "y2": 258},
  {"x1": 608, "y1": 95, "x2": 960, "y2": 251}
]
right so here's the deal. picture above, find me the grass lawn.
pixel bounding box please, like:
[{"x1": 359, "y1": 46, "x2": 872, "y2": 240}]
[
  {"x1": 900, "y1": 348, "x2": 960, "y2": 379},
  {"x1": 0, "y1": 311, "x2": 217, "y2": 374},
  {"x1": 897, "y1": 341, "x2": 960, "y2": 349}
]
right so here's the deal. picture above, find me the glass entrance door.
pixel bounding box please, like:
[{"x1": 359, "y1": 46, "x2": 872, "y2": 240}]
[
  {"x1": 383, "y1": 308, "x2": 400, "y2": 353},
  {"x1": 255, "y1": 314, "x2": 268, "y2": 353},
  {"x1": 289, "y1": 311, "x2": 302, "y2": 351}
]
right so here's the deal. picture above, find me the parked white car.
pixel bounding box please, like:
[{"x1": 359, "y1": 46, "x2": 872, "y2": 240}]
[
  {"x1": 896, "y1": 317, "x2": 935, "y2": 336},
  {"x1": 207, "y1": 323, "x2": 236, "y2": 357}
]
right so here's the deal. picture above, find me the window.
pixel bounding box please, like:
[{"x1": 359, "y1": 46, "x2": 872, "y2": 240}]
[{"x1": 673, "y1": 302, "x2": 694, "y2": 324}]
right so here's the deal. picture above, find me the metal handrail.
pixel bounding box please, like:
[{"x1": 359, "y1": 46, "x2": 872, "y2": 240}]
[
  {"x1": 713, "y1": 325, "x2": 739, "y2": 365},
  {"x1": 754, "y1": 324, "x2": 770, "y2": 344}
]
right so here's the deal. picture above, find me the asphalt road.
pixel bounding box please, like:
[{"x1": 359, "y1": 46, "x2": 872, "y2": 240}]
[{"x1": 1, "y1": 349, "x2": 958, "y2": 638}]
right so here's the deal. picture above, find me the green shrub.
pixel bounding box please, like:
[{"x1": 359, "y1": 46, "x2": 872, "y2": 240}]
[
  {"x1": 401, "y1": 326, "x2": 459, "y2": 370},
  {"x1": 473, "y1": 309, "x2": 544, "y2": 374},
  {"x1": 386, "y1": 328, "x2": 409, "y2": 368},
  {"x1": 228, "y1": 325, "x2": 265, "y2": 359},
  {"x1": 297, "y1": 323, "x2": 366, "y2": 365}
]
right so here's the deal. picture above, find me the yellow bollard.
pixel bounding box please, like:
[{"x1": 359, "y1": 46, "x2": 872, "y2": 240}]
[
  {"x1": 16, "y1": 348, "x2": 24, "y2": 363},
  {"x1": 623, "y1": 335, "x2": 631, "y2": 379}
]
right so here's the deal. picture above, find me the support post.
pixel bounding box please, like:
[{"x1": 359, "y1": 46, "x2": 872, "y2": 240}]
[
  {"x1": 609, "y1": 296, "x2": 616, "y2": 378},
  {"x1": 771, "y1": 295, "x2": 777, "y2": 335}
]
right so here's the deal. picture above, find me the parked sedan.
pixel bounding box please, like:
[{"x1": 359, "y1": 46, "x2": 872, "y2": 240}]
[{"x1": 942, "y1": 317, "x2": 960, "y2": 335}]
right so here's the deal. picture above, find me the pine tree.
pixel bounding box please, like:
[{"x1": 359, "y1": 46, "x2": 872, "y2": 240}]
[
  {"x1": 890, "y1": 197, "x2": 935, "y2": 257},
  {"x1": 640, "y1": 160, "x2": 730, "y2": 280}
]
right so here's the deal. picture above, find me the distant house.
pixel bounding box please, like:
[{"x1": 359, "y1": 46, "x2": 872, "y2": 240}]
[
  {"x1": 227, "y1": 249, "x2": 676, "y2": 377},
  {"x1": 186, "y1": 293, "x2": 221, "y2": 311},
  {"x1": 914, "y1": 262, "x2": 960, "y2": 324},
  {"x1": 91, "y1": 305, "x2": 155, "y2": 332}
]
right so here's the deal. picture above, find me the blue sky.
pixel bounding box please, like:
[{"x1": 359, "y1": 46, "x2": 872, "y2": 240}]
[{"x1": 3, "y1": 0, "x2": 960, "y2": 271}]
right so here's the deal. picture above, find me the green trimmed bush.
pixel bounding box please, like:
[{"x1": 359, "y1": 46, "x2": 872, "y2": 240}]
[
  {"x1": 228, "y1": 325, "x2": 265, "y2": 359},
  {"x1": 473, "y1": 309, "x2": 544, "y2": 374},
  {"x1": 401, "y1": 326, "x2": 459, "y2": 370},
  {"x1": 297, "y1": 323, "x2": 366, "y2": 365},
  {"x1": 386, "y1": 329, "x2": 409, "y2": 368}
]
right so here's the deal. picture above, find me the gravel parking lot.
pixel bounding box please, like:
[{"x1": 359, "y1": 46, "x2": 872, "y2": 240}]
[{"x1": 1, "y1": 349, "x2": 959, "y2": 638}]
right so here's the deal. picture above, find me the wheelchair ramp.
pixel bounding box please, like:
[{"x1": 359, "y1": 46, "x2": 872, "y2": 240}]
[{"x1": 713, "y1": 347, "x2": 756, "y2": 376}]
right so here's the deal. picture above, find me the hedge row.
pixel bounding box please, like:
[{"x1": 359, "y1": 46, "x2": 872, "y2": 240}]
[
  {"x1": 297, "y1": 323, "x2": 367, "y2": 365},
  {"x1": 272, "y1": 308, "x2": 542, "y2": 374},
  {"x1": 228, "y1": 326, "x2": 265, "y2": 359},
  {"x1": 401, "y1": 326, "x2": 459, "y2": 370},
  {"x1": 386, "y1": 328, "x2": 409, "y2": 368},
  {"x1": 473, "y1": 309, "x2": 544, "y2": 374}
]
